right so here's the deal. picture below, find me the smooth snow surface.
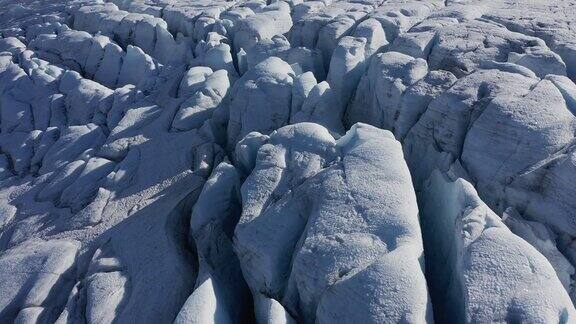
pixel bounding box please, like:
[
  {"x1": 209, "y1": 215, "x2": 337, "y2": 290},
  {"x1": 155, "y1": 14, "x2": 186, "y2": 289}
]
[{"x1": 1, "y1": 0, "x2": 576, "y2": 322}]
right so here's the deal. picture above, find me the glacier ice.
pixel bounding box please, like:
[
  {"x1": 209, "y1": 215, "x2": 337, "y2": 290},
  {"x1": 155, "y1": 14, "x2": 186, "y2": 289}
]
[
  {"x1": 1, "y1": 0, "x2": 576, "y2": 322},
  {"x1": 234, "y1": 123, "x2": 431, "y2": 323},
  {"x1": 420, "y1": 170, "x2": 575, "y2": 322}
]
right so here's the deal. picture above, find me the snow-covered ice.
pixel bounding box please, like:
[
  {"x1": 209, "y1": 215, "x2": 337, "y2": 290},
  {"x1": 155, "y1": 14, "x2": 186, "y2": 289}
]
[{"x1": 1, "y1": 0, "x2": 576, "y2": 322}]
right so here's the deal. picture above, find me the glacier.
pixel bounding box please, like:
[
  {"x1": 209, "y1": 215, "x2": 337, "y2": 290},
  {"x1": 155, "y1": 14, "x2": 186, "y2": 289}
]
[{"x1": 1, "y1": 0, "x2": 576, "y2": 323}]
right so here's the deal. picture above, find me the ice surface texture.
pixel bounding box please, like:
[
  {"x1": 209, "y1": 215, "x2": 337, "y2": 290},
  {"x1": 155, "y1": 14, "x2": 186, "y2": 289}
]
[{"x1": 1, "y1": 0, "x2": 576, "y2": 322}]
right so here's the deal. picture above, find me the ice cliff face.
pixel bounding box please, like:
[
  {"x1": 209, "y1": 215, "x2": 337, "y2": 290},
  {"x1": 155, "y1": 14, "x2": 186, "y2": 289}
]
[{"x1": 0, "y1": 0, "x2": 576, "y2": 323}]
